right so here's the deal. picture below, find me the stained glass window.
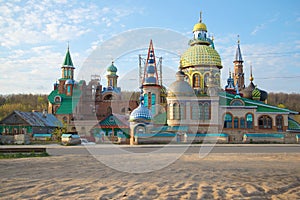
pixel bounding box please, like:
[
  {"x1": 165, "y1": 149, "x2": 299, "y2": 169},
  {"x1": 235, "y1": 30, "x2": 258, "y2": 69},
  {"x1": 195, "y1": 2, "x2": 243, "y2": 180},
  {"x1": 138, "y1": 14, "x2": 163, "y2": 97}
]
[{"x1": 246, "y1": 113, "x2": 253, "y2": 129}]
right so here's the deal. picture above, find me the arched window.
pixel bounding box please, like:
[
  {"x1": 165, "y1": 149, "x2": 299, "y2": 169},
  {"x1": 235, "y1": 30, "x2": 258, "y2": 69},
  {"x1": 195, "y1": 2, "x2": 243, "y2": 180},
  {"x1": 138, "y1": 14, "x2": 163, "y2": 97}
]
[
  {"x1": 180, "y1": 103, "x2": 185, "y2": 120},
  {"x1": 234, "y1": 117, "x2": 239, "y2": 128},
  {"x1": 199, "y1": 103, "x2": 204, "y2": 120},
  {"x1": 204, "y1": 103, "x2": 210, "y2": 120},
  {"x1": 191, "y1": 103, "x2": 198, "y2": 120},
  {"x1": 258, "y1": 115, "x2": 272, "y2": 129},
  {"x1": 204, "y1": 73, "x2": 209, "y2": 88},
  {"x1": 193, "y1": 74, "x2": 200, "y2": 88},
  {"x1": 276, "y1": 115, "x2": 283, "y2": 132},
  {"x1": 246, "y1": 113, "x2": 253, "y2": 129},
  {"x1": 144, "y1": 93, "x2": 148, "y2": 107},
  {"x1": 104, "y1": 94, "x2": 113, "y2": 100},
  {"x1": 240, "y1": 117, "x2": 245, "y2": 128},
  {"x1": 107, "y1": 107, "x2": 112, "y2": 116},
  {"x1": 63, "y1": 116, "x2": 68, "y2": 123},
  {"x1": 173, "y1": 103, "x2": 180, "y2": 120},
  {"x1": 224, "y1": 113, "x2": 233, "y2": 128},
  {"x1": 168, "y1": 103, "x2": 173, "y2": 120}
]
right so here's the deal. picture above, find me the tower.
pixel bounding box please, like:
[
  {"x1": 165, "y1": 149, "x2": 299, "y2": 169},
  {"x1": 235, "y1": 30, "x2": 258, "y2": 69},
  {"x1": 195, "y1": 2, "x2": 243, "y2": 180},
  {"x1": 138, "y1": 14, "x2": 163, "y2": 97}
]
[
  {"x1": 142, "y1": 40, "x2": 162, "y2": 116},
  {"x1": 233, "y1": 36, "x2": 245, "y2": 91},
  {"x1": 58, "y1": 45, "x2": 75, "y2": 95},
  {"x1": 106, "y1": 61, "x2": 119, "y2": 89},
  {"x1": 180, "y1": 12, "x2": 222, "y2": 95}
]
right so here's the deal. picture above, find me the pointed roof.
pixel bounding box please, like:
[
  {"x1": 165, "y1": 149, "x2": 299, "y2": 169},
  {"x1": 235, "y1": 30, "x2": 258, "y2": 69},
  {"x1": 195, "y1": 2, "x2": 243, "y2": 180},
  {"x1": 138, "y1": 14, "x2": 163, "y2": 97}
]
[
  {"x1": 63, "y1": 45, "x2": 74, "y2": 67},
  {"x1": 234, "y1": 36, "x2": 243, "y2": 62},
  {"x1": 143, "y1": 39, "x2": 159, "y2": 85}
]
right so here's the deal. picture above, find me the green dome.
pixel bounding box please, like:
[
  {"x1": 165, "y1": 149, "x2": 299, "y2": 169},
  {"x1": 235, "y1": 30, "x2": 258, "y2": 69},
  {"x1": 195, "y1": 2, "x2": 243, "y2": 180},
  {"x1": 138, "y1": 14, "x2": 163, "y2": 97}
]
[
  {"x1": 180, "y1": 45, "x2": 222, "y2": 68},
  {"x1": 107, "y1": 62, "x2": 117, "y2": 73}
]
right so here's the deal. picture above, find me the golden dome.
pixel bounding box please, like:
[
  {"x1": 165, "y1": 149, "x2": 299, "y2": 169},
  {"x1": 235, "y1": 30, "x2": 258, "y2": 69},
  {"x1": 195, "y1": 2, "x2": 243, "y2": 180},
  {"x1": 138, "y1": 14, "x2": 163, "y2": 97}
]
[
  {"x1": 180, "y1": 45, "x2": 222, "y2": 68},
  {"x1": 193, "y1": 22, "x2": 207, "y2": 32}
]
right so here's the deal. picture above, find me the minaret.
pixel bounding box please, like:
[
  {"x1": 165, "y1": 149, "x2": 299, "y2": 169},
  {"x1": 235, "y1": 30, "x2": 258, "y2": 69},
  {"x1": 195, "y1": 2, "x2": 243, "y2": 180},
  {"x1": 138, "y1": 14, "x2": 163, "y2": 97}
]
[
  {"x1": 58, "y1": 45, "x2": 75, "y2": 94},
  {"x1": 61, "y1": 45, "x2": 75, "y2": 80},
  {"x1": 233, "y1": 36, "x2": 244, "y2": 91},
  {"x1": 142, "y1": 40, "x2": 161, "y2": 116}
]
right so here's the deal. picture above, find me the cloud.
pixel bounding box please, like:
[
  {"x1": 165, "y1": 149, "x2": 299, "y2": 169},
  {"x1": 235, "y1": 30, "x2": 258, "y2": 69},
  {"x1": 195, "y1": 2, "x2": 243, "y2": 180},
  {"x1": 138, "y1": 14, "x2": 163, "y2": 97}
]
[
  {"x1": 251, "y1": 24, "x2": 266, "y2": 35},
  {"x1": 251, "y1": 14, "x2": 279, "y2": 36}
]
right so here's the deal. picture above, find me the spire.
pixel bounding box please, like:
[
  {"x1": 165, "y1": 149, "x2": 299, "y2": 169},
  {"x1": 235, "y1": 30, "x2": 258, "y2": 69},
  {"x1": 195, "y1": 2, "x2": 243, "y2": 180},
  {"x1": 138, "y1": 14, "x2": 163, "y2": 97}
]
[
  {"x1": 235, "y1": 35, "x2": 243, "y2": 62},
  {"x1": 199, "y1": 11, "x2": 202, "y2": 23},
  {"x1": 143, "y1": 39, "x2": 159, "y2": 85},
  {"x1": 63, "y1": 44, "x2": 74, "y2": 67}
]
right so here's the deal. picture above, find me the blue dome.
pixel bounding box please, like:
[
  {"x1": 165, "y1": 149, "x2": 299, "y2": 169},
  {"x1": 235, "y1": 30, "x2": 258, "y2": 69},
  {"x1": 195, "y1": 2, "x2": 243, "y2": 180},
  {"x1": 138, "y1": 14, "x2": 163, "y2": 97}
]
[
  {"x1": 148, "y1": 59, "x2": 154, "y2": 64},
  {"x1": 147, "y1": 65, "x2": 155, "y2": 73},
  {"x1": 129, "y1": 104, "x2": 152, "y2": 122},
  {"x1": 145, "y1": 77, "x2": 157, "y2": 84},
  {"x1": 65, "y1": 79, "x2": 74, "y2": 85}
]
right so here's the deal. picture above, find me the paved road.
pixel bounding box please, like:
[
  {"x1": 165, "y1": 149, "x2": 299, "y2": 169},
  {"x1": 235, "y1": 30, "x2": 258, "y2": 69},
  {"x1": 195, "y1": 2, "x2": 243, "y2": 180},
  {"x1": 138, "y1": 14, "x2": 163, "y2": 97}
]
[{"x1": 44, "y1": 144, "x2": 300, "y2": 156}]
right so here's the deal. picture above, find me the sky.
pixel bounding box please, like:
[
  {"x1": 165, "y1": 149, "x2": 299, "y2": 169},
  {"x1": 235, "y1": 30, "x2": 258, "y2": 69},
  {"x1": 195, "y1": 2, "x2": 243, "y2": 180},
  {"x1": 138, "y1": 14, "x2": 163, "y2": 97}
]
[{"x1": 1, "y1": 0, "x2": 300, "y2": 94}]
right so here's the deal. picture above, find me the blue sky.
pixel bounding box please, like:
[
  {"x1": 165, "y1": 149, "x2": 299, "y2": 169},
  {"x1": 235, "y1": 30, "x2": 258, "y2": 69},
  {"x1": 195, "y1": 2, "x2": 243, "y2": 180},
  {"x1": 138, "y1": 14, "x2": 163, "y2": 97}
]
[{"x1": 0, "y1": 0, "x2": 300, "y2": 94}]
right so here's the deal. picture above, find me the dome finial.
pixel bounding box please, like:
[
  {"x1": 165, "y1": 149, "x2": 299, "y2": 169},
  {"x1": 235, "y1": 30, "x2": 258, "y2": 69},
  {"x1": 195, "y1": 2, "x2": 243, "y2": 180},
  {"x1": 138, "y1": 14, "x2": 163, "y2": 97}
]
[
  {"x1": 199, "y1": 11, "x2": 202, "y2": 23},
  {"x1": 237, "y1": 35, "x2": 240, "y2": 45}
]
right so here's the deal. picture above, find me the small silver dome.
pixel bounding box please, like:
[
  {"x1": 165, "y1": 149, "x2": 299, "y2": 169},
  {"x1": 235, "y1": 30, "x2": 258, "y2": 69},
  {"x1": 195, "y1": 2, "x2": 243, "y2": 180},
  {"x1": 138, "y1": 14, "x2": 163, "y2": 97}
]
[
  {"x1": 129, "y1": 104, "x2": 152, "y2": 122},
  {"x1": 65, "y1": 79, "x2": 74, "y2": 85}
]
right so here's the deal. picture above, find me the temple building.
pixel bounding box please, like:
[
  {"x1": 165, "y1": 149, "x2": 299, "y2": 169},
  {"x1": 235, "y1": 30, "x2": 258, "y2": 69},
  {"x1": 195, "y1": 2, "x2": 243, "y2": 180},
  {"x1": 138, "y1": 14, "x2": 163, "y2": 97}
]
[{"x1": 47, "y1": 12, "x2": 300, "y2": 144}]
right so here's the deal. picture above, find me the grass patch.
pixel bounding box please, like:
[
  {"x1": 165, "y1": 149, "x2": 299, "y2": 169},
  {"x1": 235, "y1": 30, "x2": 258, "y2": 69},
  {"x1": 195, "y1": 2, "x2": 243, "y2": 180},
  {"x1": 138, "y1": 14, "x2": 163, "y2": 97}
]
[{"x1": 0, "y1": 151, "x2": 49, "y2": 159}]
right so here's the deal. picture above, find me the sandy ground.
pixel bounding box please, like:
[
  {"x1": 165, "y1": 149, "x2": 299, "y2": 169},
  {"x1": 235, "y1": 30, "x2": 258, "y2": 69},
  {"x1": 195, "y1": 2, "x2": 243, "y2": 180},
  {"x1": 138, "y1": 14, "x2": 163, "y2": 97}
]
[{"x1": 1, "y1": 152, "x2": 300, "y2": 200}]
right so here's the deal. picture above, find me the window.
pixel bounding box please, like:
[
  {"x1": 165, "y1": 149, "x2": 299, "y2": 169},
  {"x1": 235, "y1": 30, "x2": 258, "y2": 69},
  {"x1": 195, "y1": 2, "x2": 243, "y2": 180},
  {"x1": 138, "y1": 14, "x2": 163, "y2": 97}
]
[
  {"x1": 240, "y1": 117, "x2": 245, "y2": 128},
  {"x1": 191, "y1": 103, "x2": 198, "y2": 120},
  {"x1": 246, "y1": 113, "x2": 253, "y2": 129},
  {"x1": 173, "y1": 103, "x2": 180, "y2": 120},
  {"x1": 204, "y1": 73, "x2": 209, "y2": 88},
  {"x1": 193, "y1": 74, "x2": 200, "y2": 88},
  {"x1": 204, "y1": 103, "x2": 210, "y2": 120},
  {"x1": 144, "y1": 94, "x2": 148, "y2": 107},
  {"x1": 151, "y1": 94, "x2": 156, "y2": 105},
  {"x1": 258, "y1": 115, "x2": 272, "y2": 129},
  {"x1": 63, "y1": 116, "x2": 68, "y2": 123},
  {"x1": 67, "y1": 85, "x2": 71, "y2": 93},
  {"x1": 168, "y1": 103, "x2": 174, "y2": 120},
  {"x1": 199, "y1": 103, "x2": 204, "y2": 120},
  {"x1": 180, "y1": 103, "x2": 185, "y2": 120},
  {"x1": 224, "y1": 113, "x2": 232, "y2": 128},
  {"x1": 234, "y1": 117, "x2": 239, "y2": 128},
  {"x1": 276, "y1": 115, "x2": 283, "y2": 132}
]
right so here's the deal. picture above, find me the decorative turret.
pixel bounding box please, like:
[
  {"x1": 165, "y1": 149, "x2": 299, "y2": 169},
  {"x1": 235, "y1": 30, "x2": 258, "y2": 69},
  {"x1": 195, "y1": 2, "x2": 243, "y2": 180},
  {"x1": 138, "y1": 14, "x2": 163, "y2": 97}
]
[
  {"x1": 106, "y1": 61, "x2": 118, "y2": 88},
  {"x1": 233, "y1": 36, "x2": 245, "y2": 91},
  {"x1": 241, "y1": 65, "x2": 268, "y2": 102},
  {"x1": 225, "y1": 70, "x2": 236, "y2": 94}
]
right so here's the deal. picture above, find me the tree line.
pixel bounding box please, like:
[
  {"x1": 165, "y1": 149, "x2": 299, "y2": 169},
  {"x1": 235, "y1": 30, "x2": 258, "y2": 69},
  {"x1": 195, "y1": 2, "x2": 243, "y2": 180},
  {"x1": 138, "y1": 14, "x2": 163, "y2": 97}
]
[
  {"x1": 267, "y1": 92, "x2": 300, "y2": 112},
  {"x1": 0, "y1": 92, "x2": 299, "y2": 121},
  {"x1": 0, "y1": 94, "x2": 48, "y2": 120}
]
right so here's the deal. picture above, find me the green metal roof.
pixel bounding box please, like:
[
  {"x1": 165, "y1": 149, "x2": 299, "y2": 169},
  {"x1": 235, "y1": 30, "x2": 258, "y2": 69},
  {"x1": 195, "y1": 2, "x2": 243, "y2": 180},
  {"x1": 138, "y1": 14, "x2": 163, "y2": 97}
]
[
  {"x1": 63, "y1": 47, "x2": 74, "y2": 67},
  {"x1": 288, "y1": 117, "x2": 300, "y2": 130},
  {"x1": 48, "y1": 88, "x2": 81, "y2": 115},
  {"x1": 98, "y1": 114, "x2": 129, "y2": 127},
  {"x1": 219, "y1": 92, "x2": 295, "y2": 113}
]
